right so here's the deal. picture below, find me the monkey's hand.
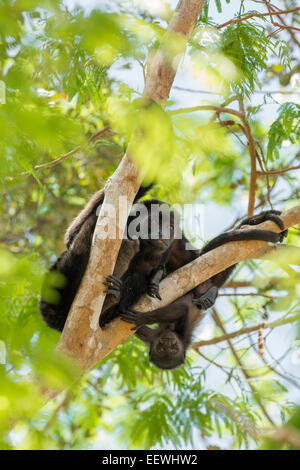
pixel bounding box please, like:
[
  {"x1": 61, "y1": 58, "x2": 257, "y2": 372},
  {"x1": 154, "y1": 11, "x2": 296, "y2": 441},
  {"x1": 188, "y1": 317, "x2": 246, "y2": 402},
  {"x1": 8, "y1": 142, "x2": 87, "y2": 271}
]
[
  {"x1": 121, "y1": 309, "x2": 149, "y2": 330},
  {"x1": 147, "y1": 282, "x2": 162, "y2": 300},
  {"x1": 103, "y1": 274, "x2": 123, "y2": 296}
]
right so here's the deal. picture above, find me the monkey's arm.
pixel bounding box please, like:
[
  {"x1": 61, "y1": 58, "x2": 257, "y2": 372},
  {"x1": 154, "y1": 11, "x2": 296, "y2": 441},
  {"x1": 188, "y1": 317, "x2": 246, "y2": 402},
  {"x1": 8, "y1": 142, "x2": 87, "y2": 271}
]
[
  {"x1": 121, "y1": 300, "x2": 189, "y2": 329},
  {"x1": 135, "y1": 325, "x2": 156, "y2": 343},
  {"x1": 99, "y1": 268, "x2": 150, "y2": 328}
]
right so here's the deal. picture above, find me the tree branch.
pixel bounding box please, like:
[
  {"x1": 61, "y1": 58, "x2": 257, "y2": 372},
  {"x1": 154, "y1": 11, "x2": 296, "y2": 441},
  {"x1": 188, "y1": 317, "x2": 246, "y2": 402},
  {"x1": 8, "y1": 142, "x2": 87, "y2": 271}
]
[
  {"x1": 217, "y1": 7, "x2": 300, "y2": 30},
  {"x1": 18, "y1": 126, "x2": 112, "y2": 177},
  {"x1": 193, "y1": 313, "x2": 299, "y2": 348}
]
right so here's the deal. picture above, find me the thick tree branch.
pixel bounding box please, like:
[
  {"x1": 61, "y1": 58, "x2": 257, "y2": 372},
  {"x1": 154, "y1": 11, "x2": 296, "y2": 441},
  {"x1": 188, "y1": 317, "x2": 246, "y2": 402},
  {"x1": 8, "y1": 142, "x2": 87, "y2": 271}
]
[{"x1": 58, "y1": 0, "x2": 206, "y2": 370}]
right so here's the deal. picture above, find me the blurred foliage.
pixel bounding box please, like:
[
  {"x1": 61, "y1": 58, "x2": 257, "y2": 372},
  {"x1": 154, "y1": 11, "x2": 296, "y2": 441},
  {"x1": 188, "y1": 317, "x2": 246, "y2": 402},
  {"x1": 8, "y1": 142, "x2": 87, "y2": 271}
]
[
  {"x1": 267, "y1": 103, "x2": 300, "y2": 161},
  {"x1": 0, "y1": 0, "x2": 299, "y2": 451}
]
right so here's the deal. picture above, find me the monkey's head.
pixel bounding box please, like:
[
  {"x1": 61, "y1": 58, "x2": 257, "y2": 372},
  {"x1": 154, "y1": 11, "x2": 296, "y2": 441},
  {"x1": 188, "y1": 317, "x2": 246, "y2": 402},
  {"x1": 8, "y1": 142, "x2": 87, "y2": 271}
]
[
  {"x1": 127, "y1": 201, "x2": 181, "y2": 252},
  {"x1": 149, "y1": 329, "x2": 185, "y2": 370}
]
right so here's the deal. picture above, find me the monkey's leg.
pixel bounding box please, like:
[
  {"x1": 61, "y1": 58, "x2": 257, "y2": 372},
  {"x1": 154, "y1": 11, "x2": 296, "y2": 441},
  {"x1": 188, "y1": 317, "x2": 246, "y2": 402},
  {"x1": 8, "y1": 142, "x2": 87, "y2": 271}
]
[
  {"x1": 147, "y1": 267, "x2": 164, "y2": 300},
  {"x1": 201, "y1": 210, "x2": 288, "y2": 256},
  {"x1": 99, "y1": 305, "x2": 120, "y2": 328},
  {"x1": 147, "y1": 245, "x2": 172, "y2": 300},
  {"x1": 201, "y1": 228, "x2": 285, "y2": 256},
  {"x1": 194, "y1": 210, "x2": 288, "y2": 312},
  {"x1": 192, "y1": 286, "x2": 218, "y2": 310}
]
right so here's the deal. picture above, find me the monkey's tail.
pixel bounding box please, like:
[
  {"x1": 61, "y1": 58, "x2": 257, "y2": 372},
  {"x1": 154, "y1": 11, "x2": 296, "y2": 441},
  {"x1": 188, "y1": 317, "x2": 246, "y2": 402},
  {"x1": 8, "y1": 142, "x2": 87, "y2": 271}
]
[{"x1": 201, "y1": 229, "x2": 284, "y2": 255}]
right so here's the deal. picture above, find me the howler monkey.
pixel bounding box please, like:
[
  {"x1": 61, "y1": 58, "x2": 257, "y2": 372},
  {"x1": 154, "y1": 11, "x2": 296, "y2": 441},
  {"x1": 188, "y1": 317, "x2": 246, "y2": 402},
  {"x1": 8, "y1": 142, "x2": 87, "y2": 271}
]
[
  {"x1": 99, "y1": 200, "x2": 180, "y2": 327},
  {"x1": 39, "y1": 185, "x2": 150, "y2": 332},
  {"x1": 109, "y1": 209, "x2": 287, "y2": 370},
  {"x1": 99, "y1": 207, "x2": 287, "y2": 333}
]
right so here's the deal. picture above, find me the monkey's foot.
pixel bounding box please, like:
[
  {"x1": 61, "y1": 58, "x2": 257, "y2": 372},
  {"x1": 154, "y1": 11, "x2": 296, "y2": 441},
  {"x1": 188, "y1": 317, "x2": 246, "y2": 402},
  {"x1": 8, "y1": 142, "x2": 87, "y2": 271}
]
[
  {"x1": 99, "y1": 305, "x2": 120, "y2": 328},
  {"x1": 192, "y1": 296, "x2": 214, "y2": 310},
  {"x1": 121, "y1": 309, "x2": 145, "y2": 330},
  {"x1": 277, "y1": 230, "x2": 288, "y2": 242},
  {"x1": 193, "y1": 286, "x2": 218, "y2": 311},
  {"x1": 103, "y1": 275, "x2": 122, "y2": 296},
  {"x1": 147, "y1": 282, "x2": 162, "y2": 300}
]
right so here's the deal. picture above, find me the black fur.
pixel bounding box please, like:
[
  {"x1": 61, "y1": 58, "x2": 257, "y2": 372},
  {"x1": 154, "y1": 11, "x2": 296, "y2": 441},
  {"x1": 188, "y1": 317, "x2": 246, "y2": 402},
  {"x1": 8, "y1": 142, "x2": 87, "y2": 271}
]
[
  {"x1": 99, "y1": 202, "x2": 177, "y2": 327},
  {"x1": 39, "y1": 185, "x2": 151, "y2": 331}
]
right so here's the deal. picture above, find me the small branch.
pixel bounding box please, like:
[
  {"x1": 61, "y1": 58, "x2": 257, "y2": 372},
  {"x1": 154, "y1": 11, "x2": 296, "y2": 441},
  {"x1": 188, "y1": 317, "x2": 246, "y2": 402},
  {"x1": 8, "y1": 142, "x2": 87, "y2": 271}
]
[
  {"x1": 19, "y1": 126, "x2": 111, "y2": 177},
  {"x1": 169, "y1": 105, "x2": 242, "y2": 119},
  {"x1": 193, "y1": 314, "x2": 299, "y2": 348},
  {"x1": 263, "y1": 0, "x2": 300, "y2": 46},
  {"x1": 219, "y1": 292, "x2": 280, "y2": 299},
  {"x1": 256, "y1": 164, "x2": 300, "y2": 175},
  {"x1": 173, "y1": 86, "x2": 300, "y2": 95},
  {"x1": 237, "y1": 99, "x2": 258, "y2": 216},
  {"x1": 217, "y1": 7, "x2": 300, "y2": 30}
]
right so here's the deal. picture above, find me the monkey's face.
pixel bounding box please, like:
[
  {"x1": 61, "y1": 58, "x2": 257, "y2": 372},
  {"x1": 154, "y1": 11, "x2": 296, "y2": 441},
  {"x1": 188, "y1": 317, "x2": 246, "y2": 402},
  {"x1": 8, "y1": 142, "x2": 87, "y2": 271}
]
[
  {"x1": 149, "y1": 330, "x2": 185, "y2": 370},
  {"x1": 142, "y1": 209, "x2": 178, "y2": 252},
  {"x1": 128, "y1": 203, "x2": 180, "y2": 250}
]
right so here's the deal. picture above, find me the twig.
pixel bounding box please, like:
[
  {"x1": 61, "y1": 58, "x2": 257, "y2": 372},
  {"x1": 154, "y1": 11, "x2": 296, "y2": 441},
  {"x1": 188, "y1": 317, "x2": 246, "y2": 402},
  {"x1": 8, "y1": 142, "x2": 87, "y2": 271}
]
[
  {"x1": 169, "y1": 105, "x2": 242, "y2": 119},
  {"x1": 217, "y1": 7, "x2": 300, "y2": 30},
  {"x1": 256, "y1": 164, "x2": 300, "y2": 175},
  {"x1": 211, "y1": 308, "x2": 275, "y2": 425},
  {"x1": 219, "y1": 292, "x2": 280, "y2": 299},
  {"x1": 19, "y1": 126, "x2": 111, "y2": 177},
  {"x1": 238, "y1": 99, "x2": 257, "y2": 216},
  {"x1": 193, "y1": 314, "x2": 299, "y2": 348},
  {"x1": 173, "y1": 86, "x2": 300, "y2": 95}
]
